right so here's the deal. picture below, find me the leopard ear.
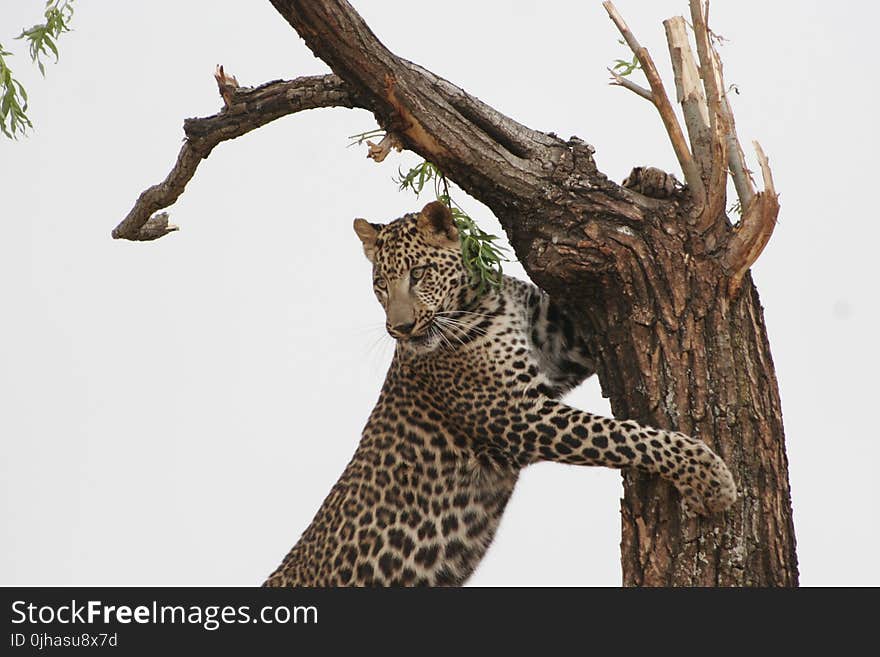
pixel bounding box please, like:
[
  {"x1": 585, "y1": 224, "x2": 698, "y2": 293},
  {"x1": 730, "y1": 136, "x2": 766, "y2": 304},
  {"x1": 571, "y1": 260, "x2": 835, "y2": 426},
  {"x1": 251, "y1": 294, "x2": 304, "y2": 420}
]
[
  {"x1": 416, "y1": 201, "x2": 459, "y2": 248},
  {"x1": 353, "y1": 218, "x2": 381, "y2": 262}
]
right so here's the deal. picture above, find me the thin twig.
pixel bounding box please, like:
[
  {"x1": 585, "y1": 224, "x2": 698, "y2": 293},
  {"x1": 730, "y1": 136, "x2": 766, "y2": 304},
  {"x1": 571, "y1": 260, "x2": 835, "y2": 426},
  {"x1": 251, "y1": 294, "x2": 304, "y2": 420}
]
[
  {"x1": 608, "y1": 68, "x2": 653, "y2": 102},
  {"x1": 603, "y1": 1, "x2": 705, "y2": 208}
]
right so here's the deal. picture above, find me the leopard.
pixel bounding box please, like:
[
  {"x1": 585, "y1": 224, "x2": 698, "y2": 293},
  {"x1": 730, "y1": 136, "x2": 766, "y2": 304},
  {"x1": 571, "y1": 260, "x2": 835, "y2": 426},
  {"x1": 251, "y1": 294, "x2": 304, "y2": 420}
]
[{"x1": 264, "y1": 201, "x2": 737, "y2": 586}]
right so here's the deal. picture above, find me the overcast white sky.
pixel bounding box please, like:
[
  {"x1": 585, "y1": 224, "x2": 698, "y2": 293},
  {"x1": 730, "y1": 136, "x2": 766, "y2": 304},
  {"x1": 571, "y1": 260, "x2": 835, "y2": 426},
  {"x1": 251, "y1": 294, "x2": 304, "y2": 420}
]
[{"x1": 1, "y1": 1, "x2": 877, "y2": 586}]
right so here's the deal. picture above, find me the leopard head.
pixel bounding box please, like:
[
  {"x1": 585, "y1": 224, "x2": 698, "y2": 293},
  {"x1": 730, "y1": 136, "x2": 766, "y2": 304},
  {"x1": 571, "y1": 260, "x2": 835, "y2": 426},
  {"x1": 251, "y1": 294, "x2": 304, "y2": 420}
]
[{"x1": 354, "y1": 201, "x2": 472, "y2": 350}]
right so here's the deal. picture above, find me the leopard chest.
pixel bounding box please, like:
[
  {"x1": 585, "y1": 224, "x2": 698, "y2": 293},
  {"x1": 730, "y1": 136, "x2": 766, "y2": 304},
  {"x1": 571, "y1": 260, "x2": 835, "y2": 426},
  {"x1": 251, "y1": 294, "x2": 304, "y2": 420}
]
[{"x1": 346, "y1": 394, "x2": 519, "y2": 584}]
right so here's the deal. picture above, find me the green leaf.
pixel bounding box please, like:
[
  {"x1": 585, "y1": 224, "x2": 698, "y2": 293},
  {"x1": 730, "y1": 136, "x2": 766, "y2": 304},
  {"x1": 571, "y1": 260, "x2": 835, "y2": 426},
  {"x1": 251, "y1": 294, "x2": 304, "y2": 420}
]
[
  {"x1": 44, "y1": 35, "x2": 58, "y2": 59},
  {"x1": 392, "y1": 157, "x2": 510, "y2": 294},
  {"x1": 14, "y1": 79, "x2": 27, "y2": 103}
]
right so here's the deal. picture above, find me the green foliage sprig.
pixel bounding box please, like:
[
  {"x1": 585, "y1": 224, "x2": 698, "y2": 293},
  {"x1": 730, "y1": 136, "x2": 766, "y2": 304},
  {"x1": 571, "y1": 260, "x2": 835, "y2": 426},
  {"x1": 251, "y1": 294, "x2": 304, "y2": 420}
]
[
  {"x1": 18, "y1": 0, "x2": 75, "y2": 75},
  {"x1": 394, "y1": 160, "x2": 508, "y2": 295},
  {"x1": 0, "y1": 0, "x2": 75, "y2": 138},
  {"x1": 0, "y1": 45, "x2": 31, "y2": 138},
  {"x1": 611, "y1": 39, "x2": 642, "y2": 77}
]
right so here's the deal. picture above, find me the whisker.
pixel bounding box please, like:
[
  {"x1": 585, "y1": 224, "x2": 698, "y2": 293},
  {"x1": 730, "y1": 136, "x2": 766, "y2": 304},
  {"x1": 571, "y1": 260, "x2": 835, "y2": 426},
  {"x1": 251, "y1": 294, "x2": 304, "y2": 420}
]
[
  {"x1": 434, "y1": 322, "x2": 470, "y2": 344},
  {"x1": 436, "y1": 310, "x2": 494, "y2": 319},
  {"x1": 430, "y1": 321, "x2": 457, "y2": 351},
  {"x1": 365, "y1": 331, "x2": 395, "y2": 372},
  {"x1": 439, "y1": 319, "x2": 488, "y2": 335},
  {"x1": 436, "y1": 325, "x2": 455, "y2": 352},
  {"x1": 434, "y1": 316, "x2": 488, "y2": 337},
  {"x1": 352, "y1": 324, "x2": 388, "y2": 335},
  {"x1": 433, "y1": 318, "x2": 468, "y2": 347}
]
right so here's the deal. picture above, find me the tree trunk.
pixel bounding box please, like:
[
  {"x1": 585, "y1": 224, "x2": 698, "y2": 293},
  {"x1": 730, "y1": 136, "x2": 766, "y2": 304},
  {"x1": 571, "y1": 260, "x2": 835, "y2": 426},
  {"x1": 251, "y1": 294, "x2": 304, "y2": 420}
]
[
  {"x1": 583, "y1": 217, "x2": 797, "y2": 586},
  {"x1": 116, "y1": 0, "x2": 799, "y2": 586},
  {"x1": 491, "y1": 148, "x2": 798, "y2": 586}
]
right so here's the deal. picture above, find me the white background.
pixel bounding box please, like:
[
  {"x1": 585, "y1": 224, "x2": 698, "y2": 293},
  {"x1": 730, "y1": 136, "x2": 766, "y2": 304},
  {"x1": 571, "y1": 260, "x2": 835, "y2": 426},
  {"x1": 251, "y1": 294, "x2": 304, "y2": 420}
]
[{"x1": 1, "y1": 1, "x2": 877, "y2": 586}]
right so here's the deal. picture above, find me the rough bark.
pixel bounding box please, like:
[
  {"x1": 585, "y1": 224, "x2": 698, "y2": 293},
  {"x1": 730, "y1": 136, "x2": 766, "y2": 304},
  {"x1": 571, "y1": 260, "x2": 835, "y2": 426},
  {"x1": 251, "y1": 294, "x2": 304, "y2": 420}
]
[{"x1": 117, "y1": 0, "x2": 798, "y2": 586}]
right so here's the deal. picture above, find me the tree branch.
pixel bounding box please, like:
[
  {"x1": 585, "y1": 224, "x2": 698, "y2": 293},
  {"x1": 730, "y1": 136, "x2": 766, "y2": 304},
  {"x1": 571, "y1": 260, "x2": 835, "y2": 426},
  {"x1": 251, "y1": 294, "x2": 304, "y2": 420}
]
[
  {"x1": 608, "y1": 68, "x2": 653, "y2": 102},
  {"x1": 603, "y1": 1, "x2": 706, "y2": 211},
  {"x1": 267, "y1": 0, "x2": 569, "y2": 217},
  {"x1": 715, "y1": 58, "x2": 756, "y2": 209},
  {"x1": 112, "y1": 74, "x2": 364, "y2": 241}
]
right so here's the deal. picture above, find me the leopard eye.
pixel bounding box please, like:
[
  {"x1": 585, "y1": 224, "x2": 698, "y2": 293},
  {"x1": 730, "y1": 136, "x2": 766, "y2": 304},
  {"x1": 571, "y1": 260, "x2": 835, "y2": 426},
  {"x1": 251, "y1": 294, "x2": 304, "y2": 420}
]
[
  {"x1": 374, "y1": 277, "x2": 387, "y2": 290},
  {"x1": 410, "y1": 266, "x2": 427, "y2": 283}
]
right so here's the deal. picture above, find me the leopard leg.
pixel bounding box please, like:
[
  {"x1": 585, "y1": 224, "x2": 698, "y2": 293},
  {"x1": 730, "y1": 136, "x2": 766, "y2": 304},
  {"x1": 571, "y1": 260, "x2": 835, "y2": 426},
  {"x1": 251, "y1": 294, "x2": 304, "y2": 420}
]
[{"x1": 486, "y1": 398, "x2": 737, "y2": 516}]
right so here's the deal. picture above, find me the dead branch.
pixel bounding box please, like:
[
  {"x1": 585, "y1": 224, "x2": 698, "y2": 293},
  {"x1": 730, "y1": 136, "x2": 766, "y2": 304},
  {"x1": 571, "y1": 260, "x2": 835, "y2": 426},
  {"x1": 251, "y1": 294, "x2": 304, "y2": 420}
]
[
  {"x1": 112, "y1": 74, "x2": 364, "y2": 241},
  {"x1": 723, "y1": 141, "x2": 779, "y2": 295},
  {"x1": 663, "y1": 17, "x2": 711, "y2": 169},
  {"x1": 603, "y1": 1, "x2": 705, "y2": 210},
  {"x1": 720, "y1": 84, "x2": 756, "y2": 209},
  {"x1": 708, "y1": 44, "x2": 756, "y2": 210},
  {"x1": 688, "y1": 0, "x2": 728, "y2": 229}
]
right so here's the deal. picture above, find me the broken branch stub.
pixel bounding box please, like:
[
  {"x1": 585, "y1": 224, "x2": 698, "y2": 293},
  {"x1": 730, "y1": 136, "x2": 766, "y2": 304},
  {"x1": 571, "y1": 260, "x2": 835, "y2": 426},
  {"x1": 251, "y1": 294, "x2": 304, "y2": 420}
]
[
  {"x1": 366, "y1": 132, "x2": 403, "y2": 162},
  {"x1": 723, "y1": 141, "x2": 779, "y2": 296},
  {"x1": 214, "y1": 65, "x2": 240, "y2": 108}
]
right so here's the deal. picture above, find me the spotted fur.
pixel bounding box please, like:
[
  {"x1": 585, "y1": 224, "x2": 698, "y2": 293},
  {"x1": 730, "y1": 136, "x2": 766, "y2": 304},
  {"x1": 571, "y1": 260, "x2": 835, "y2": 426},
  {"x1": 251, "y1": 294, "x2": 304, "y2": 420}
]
[{"x1": 264, "y1": 202, "x2": 737, "y2": 587}]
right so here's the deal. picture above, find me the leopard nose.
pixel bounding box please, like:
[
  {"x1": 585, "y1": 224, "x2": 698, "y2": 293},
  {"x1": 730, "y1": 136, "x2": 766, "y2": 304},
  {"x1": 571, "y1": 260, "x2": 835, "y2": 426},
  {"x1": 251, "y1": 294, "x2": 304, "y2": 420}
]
[{"x1": 387, "y1": 321, "x2": 416, "y2": 337}]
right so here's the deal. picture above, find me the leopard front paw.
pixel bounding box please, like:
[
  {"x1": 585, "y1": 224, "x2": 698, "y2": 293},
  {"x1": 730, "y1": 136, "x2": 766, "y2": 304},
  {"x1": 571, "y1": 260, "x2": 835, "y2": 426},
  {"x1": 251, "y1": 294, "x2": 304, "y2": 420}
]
[{"x1": 670, "y1": 435, "x2": 737, "y2": 517}]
